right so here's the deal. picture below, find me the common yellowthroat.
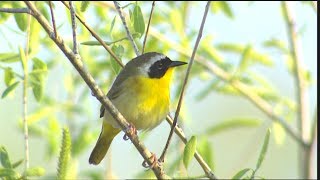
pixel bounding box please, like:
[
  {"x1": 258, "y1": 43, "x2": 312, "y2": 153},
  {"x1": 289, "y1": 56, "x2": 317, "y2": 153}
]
[{"x1": 89, "y1": 52, "x2": 187, "y2": 165}]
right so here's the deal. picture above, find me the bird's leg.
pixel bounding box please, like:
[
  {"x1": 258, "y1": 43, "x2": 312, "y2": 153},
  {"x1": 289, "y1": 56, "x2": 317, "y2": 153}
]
[
  {"x1": 142, "y1": 152, "x2": 158, "y2": 169},
  {"x1": 123, "y1": 123, "x2": 137, "y2": 140}
]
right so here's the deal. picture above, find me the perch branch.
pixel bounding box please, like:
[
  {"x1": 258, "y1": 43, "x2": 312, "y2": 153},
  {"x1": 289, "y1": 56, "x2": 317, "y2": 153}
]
[{"x1": 142, "y1": 1, "x2": 155, "y2": 54}]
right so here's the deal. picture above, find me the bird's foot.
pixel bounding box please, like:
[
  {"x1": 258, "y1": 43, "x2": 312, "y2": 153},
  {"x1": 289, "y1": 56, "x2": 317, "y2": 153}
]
[
  {"x1": 123, "y1": 123, "x2": 137, "y2": 140},
  {"x1": 142, "y1": 152, "x2": 159, "y2": 169}
]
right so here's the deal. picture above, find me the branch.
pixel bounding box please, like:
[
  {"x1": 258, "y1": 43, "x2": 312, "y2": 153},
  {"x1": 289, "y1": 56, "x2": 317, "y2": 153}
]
[
  {"x1": 69, "y1": 1, "x2": 78, "y2": 54},
  {"x1": 142, "y1": 1, "x2": 155, "y2": 54},
  {"x1": 113, "y1": 1, "x2": 140, "y2": 56},
  {"x1": 61, "y1": 1, "x2": 124, "y2": 67},
  {"x1": 0, "y1": 7, "x2": 32, "y2": 14},
  {"x1": 160, "y1": 0, "x2": 210, "y2": 166},
  {"x1": 24, "y1": 1, "x2": 168, "y2": 178},
  {"x1": 282, "y1": 2, "x2": 310, "y2": 178},
  {"x1": 22, "y1": 12, "x2": 32, "y2": 173},
  {"x1": 165, "y1": 116, "x2": 217, "y2": 179},
  {"x1": 48, "y1": 1, "x2": 57, "y2": 37}
]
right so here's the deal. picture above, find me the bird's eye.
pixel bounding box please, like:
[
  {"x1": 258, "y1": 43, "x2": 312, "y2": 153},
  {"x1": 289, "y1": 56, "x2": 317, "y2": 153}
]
[{"x1": 157, "y1": 63, "x2": 163, "y2": 69}]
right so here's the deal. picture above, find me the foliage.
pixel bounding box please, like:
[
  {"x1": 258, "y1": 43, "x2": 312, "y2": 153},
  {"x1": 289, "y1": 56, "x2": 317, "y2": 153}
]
[{"x1": 0, "y1": 1, "x2": 316, "y2": 179}]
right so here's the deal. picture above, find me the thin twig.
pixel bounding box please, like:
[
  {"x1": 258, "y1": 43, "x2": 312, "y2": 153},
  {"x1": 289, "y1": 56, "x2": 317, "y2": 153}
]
[
  {"x1": 159, "y1": 1, "x2": 210, "y2": 165},
  {"x1": 48, "y1": 1, "x2": 57, "y2": 38},
  {"x1": 282, "y1": 2, "x2": 310, "y2": 178},
  {"x1": 113, "y1": 1, "x2": 140, "y2": 56},
  {"x1": 142, "y1": 1, "x2": 155, "y2": 54},
  {"x1": 69, "y1": 1, "x2": 78, "y2": 54},
  {"x1": 23, "y1": 12, "x2": 32, "y2": 173},
  {"x1": 61, "y1": 1, "x2": 124, "y2": 67},
  {"x1": 0, "y1": 7, "x2": 32, "y2": 14},
  {"x1": 24, "y1": 1, "x2": 168, "y2": 178},
  {"x1": 165, "y1": 116, "x2": 217, "y2": 179}
]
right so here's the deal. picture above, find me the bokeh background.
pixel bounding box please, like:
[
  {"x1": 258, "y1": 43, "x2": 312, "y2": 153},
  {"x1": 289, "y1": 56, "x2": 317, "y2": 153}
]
[{"x1": 0, "y1": 1, "x2": 317, "y2": 179}]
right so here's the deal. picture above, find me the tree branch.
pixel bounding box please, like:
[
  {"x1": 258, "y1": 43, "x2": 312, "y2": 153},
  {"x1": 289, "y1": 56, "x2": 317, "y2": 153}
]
[
  {"x1": 61, "y1": 1, "x2": 124, "y2": 67},
  {"x1": 113, "y1": 1, "x2": 140, "y2": 56},
  {"x1": 0, "y1": 7, "x2": 32, "y2": 14},
  {"x1": 282, "y1": 2, "x2": 310, "y2": 178},
  {"x1": 69, "y1": 1, "x2": 78, "y2": 54},
  {"x1": 24, "y1": 1, "x2": 169, "y2": 178},
  {"x1": 48, "y1": 1, "x2": 57, "y2": 37},
  {"x1": 142, "y1": 1, "x2": 155, "y2": 54}
]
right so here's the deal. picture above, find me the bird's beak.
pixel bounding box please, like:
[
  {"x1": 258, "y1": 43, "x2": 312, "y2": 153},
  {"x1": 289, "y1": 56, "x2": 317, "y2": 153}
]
[{"x1": 169, "y1": 61, "x2": 187, "y2": 67}]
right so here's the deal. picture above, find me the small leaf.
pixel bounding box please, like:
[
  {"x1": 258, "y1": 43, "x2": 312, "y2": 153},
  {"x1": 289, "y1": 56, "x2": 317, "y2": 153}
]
[
  {"x1": 232, "y1": 168, "x2": 252, "y2": 179},
  {"x1": 19, "y1": 46, "x2": 27, "y2": 72},
  {"x1": 0, "y1": 168, "x2": 20, "y2": 179},
  {"x1": 12, "y1": 2, "x2": 27, "y2": 32},
  {"x1": 272, "y1": 122, "x2": 285, "y2": 145},
  {"x1": 12, "y1": 159, "x2": 24, "y2": 169},
  {"x1": 133, "y1": 4, "x2": 145, "y2": 37},
  {"x1": 1, "y1": 81, "x2": 20, "y2": 98},
  {"x1": 256, "y1": 129, "x2": 271, "y2": 171},
  {"x1": 0, "y1": 146, "x2": 12, "y2": 168},
  {"x1": 110, "y1": 45, "x2": 124, "y2": 74},
  {"x1": 197, "y1": 136, "x2": 214, "y2": 170},
  {"x1": 219, "y1": 1, "x2": 234, "y2": 19},
  {"x1": 81, "y1": 1, "x2": 90, "y2": 12},
  {"x1": 205, "y1": 118, "x2": 261, "y2": 136},
  {"x1": 263, "y1": 38, "x2": 288, "y2": 53},
  {"x1": 0, "y1": 53, "x2": 20, "y2": 63},
  {"x1": 25, "y1": 167, "x2": 45, "y2": 177},
  {"x1": 109, "y1": 15, "x2": 117, "y2": 34},
  {"x1": 30, "y1": 58, "x2": 47, "y2": 102},
  {"x1": 4, "y1": 68, "x2": 15, "y2": 86},
  {"x1": 238, "y1": 44, "x2": 252, "y2": 72},
  {"x1": 183, "y1": 136, "x2": 197, "y2": 169}
]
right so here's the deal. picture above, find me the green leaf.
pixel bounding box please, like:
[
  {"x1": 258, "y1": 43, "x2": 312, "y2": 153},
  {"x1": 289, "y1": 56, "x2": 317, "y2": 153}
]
[
  {"x1": 263, "y1": 38, "x2": 288, "y2": 54},
  {"x1": 0, "y1": 146, "x2": 12, "y2": 168},
  {"x1": 183, "y1": 136, "x2": 197, "y2": 169},
  {"x1": 109, "y1": 15, "x2": 117, "y2": 35},
  {"x1": 57, "y1": 127, "x2": 71, "y2": 180},
  {"x1": 81, "y1": 33, "x2": 140, "y2": 46},
  {"x1": 30, "y1": 58, "x2": 47, "y2": 101},
  {"x1": 205, "y1": 118, "x2": 261, "y2": 136},
  {"x1": 255, "y1": 129, "x2": 271, "y2": 171},
  {"x1": 133, "y1": 4, "x2": 145, "y2": 37},
  {"x1": 219, "y1": 1, "x2": 234, "y2": 18},
  {"x1": 238, "y1": 44, "x2": 252, "y2": 72},
  {"x1": 197, "y1": 136, "x2": 214, "y2": 170},
  {"x1": 12, "y1": 2, "x2": 27, "y2": 32},
  {"x1": 1, "y1": 81, "x2": 20, "y2": 99},
  {"x1": 46, "y1": 118, "x2": 61, "y2": 158},
  {"x1": 272, "y1": 122, "x2": 285, "y2": 145},
  {"x1": 81, "y1": 1, "x2": 90, "y2": 12},
  {"x1": 0, "y1": 53, "x2": 20, "y2": 63},
  {"x1": 0, "y1": 168, "x2": 20, "y2": 179},
  {"x1": 19, "y1": 46, "x2": 27, "y2": 72},
  {"x1": 4, "y1": 68, "x2": 15, "y2": 86},
  {"x1": 12, "y1": 159, "x2": 24, "y2": 169},
  {"x1": 25, "y1": 167, "x2": 45, "y2": 177},
  {"x1": 232, "y1": 168, "x2": 252, "y2": 179},
  {"x1": 110, "y1": 45, "x2": 124, "y2": 74}
]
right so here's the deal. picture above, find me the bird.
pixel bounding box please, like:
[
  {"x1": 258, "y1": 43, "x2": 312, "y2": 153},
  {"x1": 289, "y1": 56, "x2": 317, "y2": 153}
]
[{"x1": 89, "y1": 52, "x2": 187, "y2": 165}]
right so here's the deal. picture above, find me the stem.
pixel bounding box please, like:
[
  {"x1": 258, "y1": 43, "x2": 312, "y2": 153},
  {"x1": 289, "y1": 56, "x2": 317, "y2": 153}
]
[
  {"x1": 282, "y1": 2, "x2": 310, "y2": 178},
  {"x1": 142, "y1": 1, "x2": 155, "y2": 54},
  {"x1": 159, "y1": 0, "x2": 210, "y2": 163},
  {"x1": 69, "y1": 1, "x2": 78, "y2": 54},
  {"x1": 0, "y1": 7, "x2": 32, "y2": 14},
  {"x1": 113, "y1": 1, "x2": 140, "y2": 56},
  {"x1": 49, "y1": 1, "x2": 57, "y2": 37},
  {"x1": 23, "y1": 12, "x2": 32, "y2": 173}
]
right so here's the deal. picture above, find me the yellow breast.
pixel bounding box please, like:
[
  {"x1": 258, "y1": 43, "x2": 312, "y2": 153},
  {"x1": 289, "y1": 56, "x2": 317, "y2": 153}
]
[{"x1": 106, "y1": 69, "x2": 174, "y2": 130}]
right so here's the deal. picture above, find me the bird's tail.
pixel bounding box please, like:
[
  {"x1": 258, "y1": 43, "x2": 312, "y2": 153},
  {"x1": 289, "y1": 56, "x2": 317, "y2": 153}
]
[{"x1": 89, "y1": 121, "x2": 120, "y2": 165}]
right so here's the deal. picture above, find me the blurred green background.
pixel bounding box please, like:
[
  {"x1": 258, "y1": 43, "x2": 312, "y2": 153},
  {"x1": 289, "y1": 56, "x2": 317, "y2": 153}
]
[{"x1": 0, "y1": 1, "x2": 317, "y2": 179}]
